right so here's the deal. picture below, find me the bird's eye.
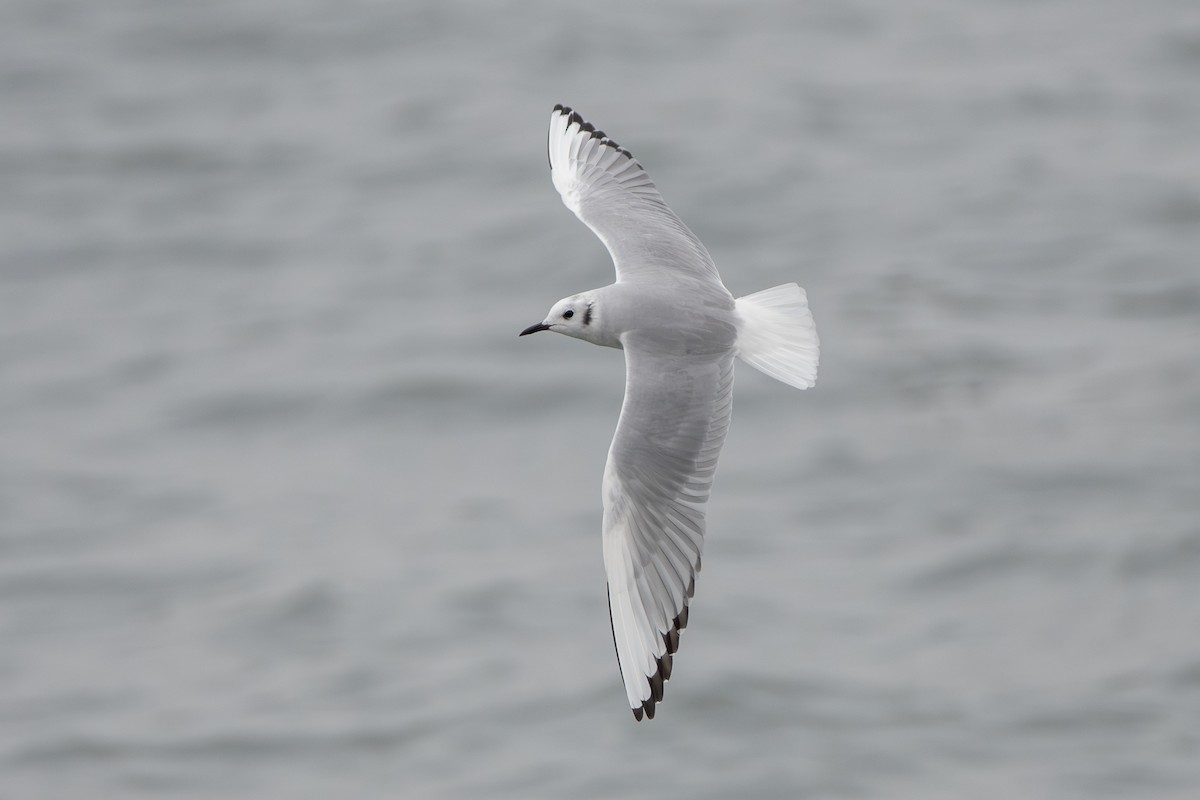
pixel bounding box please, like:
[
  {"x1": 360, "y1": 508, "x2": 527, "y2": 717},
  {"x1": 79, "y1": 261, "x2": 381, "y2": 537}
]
[{"x1": 562, "y1": 309, "x2": 574, "y2": 319}]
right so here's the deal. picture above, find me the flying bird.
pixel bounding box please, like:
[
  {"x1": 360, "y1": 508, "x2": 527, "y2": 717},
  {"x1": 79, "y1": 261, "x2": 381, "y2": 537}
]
[{"x1": 520, "y1": 105, "x2": 819, "y2": 720}]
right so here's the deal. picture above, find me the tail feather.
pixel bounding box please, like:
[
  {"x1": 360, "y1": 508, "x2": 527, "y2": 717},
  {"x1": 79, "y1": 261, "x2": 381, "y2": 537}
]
[{"x1": 733, "y1": 283, "x2": 819, "y2": 390}]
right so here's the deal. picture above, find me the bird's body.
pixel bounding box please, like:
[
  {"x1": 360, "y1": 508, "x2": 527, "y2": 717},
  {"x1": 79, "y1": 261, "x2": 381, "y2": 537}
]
[
  {"x1": 563, "y1": 280, "x2": 736, "y2": 353},
  {"x1": 521, "y1": 105, "x2": 819, "y2": 720}
]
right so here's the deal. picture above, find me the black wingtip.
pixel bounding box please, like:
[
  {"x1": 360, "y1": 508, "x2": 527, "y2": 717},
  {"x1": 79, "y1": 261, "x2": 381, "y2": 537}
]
[
  {"x1": 659, "y1": 644, "x2": 674, "y2": 681},
  {"x1": 550, "y1": 105, "x2": 637, "y2": 162},
  {"x1": 609, "y1": 589, "x2": 697, "y2": 723},
  {"x1": 632, "y1": 602, "x2": 692, "y2": 722}
]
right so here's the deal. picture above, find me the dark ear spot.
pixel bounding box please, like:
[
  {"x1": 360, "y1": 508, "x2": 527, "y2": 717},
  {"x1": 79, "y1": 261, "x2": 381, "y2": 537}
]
[{"x1": 583, "y1": 303, "x2": 593, "y2": 326}]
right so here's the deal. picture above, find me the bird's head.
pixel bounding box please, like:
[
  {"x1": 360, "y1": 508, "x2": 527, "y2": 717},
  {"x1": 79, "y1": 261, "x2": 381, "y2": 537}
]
[{"x1": 520, "y1": 293, "x2": 598, "y2": 343}]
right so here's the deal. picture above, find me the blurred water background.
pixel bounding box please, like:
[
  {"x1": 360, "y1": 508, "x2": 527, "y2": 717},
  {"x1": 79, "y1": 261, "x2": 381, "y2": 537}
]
[{"x1": 3, "y1": 0, "x2": 1199, "y2": 797}]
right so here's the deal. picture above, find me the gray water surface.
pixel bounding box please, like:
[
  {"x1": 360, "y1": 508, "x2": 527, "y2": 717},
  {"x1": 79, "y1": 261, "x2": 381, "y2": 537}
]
[{"x1": 3, "y1": 1, "x2": 1199, "y2": 797}]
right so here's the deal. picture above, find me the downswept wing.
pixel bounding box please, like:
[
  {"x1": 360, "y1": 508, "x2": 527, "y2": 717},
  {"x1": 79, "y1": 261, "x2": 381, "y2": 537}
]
[
  {"x1": 602, "y1": 340, "x2": 735, "y2": 720},
  {"x1": 547, "y1": 104, "x2": 722, "y2": 286}
]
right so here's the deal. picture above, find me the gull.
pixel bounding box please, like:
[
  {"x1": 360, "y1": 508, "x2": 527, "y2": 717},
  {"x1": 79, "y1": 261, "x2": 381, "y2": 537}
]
[{"x1": 520, "y1": 105, "x2": 819, "y2": 720}]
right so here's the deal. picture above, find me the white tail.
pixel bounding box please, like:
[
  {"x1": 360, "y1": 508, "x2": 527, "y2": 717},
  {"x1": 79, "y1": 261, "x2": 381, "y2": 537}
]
[{"x1": 734, "y1": 283, "x2": 820, "y2": 390}]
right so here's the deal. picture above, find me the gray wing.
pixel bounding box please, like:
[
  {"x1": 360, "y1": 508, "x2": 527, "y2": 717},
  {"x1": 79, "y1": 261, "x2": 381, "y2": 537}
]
[
  {"x1": 602, "y1": 337, "x2": 735, "y2": 720},
  {"x1": 547, "y1": 104, "x2": 723, "y2": 286}
]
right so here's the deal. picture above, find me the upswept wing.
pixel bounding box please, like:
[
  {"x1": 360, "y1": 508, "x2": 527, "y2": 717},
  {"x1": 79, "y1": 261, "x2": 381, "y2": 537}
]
[
  {"x1": 547, "y1": 104, "x2": 722, "y2": 286},
  {"x1": 601, "y1": 340, "x2": 734, "y2": 719}
]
